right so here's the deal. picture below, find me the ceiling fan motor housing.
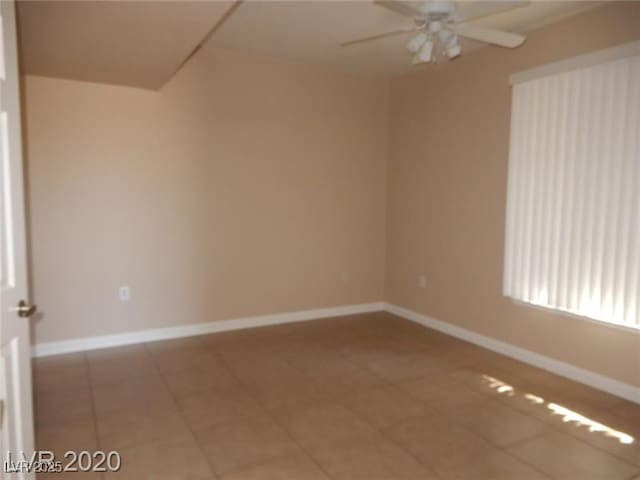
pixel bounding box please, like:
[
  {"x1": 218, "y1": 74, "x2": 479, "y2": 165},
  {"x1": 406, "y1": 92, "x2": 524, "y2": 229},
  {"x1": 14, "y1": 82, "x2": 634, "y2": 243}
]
[{"x1": 418, "y1": 1, "x2": 456, "y2": 20}]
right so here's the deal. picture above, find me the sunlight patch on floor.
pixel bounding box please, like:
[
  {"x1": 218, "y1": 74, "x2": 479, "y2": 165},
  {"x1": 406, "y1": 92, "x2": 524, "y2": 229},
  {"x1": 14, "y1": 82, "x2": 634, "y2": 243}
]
[
  {"x1": 480, "y1": 374, "x2": 634, "y2": 445},
  {"x1": 547, "y1": 402, "x2": 634, "y2": 444}
]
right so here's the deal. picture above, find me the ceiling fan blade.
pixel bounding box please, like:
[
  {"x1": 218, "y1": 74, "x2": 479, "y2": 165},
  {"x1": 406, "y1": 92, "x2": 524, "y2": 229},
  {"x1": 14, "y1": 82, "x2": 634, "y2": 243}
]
[
  {"x1": 451, "y1": 22, "x2": 525, "y2": 48},
  {"x1": 374, "y1": 1, "x2": 423, "y2": 18},
  {"x1": 341, "y1": 27, "x2": 419, "y2": 47},
  {"x1": 455, "y1": 1, "x2": 530, "y2": 22}
]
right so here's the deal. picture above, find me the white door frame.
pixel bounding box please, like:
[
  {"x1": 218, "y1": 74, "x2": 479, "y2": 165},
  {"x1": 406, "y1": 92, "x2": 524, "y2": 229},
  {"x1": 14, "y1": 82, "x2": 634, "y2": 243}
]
[{"x1": 0, "y1": 0, "x2": 36, "y2": 478}]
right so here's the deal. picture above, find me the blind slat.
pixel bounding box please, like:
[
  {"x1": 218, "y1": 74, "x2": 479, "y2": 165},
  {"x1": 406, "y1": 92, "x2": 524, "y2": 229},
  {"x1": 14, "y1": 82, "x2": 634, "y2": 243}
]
[{"x1": 504, "y1": 55, "x2": 640, "y2": 329}]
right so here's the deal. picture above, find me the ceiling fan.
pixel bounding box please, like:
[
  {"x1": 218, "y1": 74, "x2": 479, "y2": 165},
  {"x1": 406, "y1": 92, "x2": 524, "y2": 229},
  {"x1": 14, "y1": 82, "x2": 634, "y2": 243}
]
[{"x1": 342, "y1": 1, "x2": 529, "y2": 64}]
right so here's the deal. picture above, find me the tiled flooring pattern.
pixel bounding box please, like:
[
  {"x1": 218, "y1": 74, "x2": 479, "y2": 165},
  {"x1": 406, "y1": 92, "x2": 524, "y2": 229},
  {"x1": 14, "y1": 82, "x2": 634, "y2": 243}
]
[{"x1": 33, "y1": 312, "x2": 640, "y2": 479}]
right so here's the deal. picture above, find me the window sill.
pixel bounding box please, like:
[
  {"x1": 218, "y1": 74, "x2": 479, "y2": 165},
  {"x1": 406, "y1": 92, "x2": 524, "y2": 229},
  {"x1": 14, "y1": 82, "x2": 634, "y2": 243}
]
[{"x1": 508, "y1": 298, "x2": 640, "y2": 335}]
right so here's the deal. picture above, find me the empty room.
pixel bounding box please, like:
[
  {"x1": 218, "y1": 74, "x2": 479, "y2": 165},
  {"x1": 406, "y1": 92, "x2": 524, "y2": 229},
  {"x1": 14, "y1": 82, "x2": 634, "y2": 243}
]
[{"x1": 0, "y1": 0, "x2": 638, "y2": 478}]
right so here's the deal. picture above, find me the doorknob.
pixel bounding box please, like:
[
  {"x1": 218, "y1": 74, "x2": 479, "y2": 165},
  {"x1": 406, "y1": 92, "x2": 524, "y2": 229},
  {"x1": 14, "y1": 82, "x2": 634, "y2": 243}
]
[{"x1": 11, "y1": 300, "x2": 37, "y2": 318}]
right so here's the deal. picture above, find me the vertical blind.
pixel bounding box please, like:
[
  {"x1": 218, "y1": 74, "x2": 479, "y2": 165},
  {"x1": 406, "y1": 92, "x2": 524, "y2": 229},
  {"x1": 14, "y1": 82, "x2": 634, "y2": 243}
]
[{"x1": 504, "y1": 54, "x2": 640, "y2": 329}]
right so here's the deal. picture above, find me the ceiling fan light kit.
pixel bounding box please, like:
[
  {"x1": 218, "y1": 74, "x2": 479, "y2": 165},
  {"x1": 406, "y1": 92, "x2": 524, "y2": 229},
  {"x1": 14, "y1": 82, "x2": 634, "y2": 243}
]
[
  {"x1": 438, "y1": 28, "x2": 461, "y2": 58},
  {"x1": 407, "y1": 31, "x2": 429, "y2": 53},
  {"x1": 408, "y1": 21, "x2": 462, "y2": 63},
  {"x1": 343, "y1": 1, "x2": 529, "y2": 65},
  {"x1": 413, "y1": 39, "x2": 434, "y2": 63}
]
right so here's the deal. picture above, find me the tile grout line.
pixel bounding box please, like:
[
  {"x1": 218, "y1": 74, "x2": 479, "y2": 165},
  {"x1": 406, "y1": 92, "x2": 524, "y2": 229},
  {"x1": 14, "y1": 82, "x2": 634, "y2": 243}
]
[
  {"x1": 83, "y1": 352, "x2": 106, "y2": 480},
  {"x1": 186, "y1": 337, "x2": 298, "y2": 476},
  {"x1": 157, "y1": 338, "x2": 301, "y2": 477},
  {"x1": 267, "y1": 332, "x2": 451, "y2": 478},
  {"x1": 327, "y1": 328, "x2": 640, "y2": 473},
  {"x1": 342, "y1": 353, "x2": 621, "y2": 479},
  {"x1": 201, "y1": 338, "x2": 341, "y2": 480},
  {"x1": 469, "y1": 381, "x2": 640, "y2": 470},
  {"x1": 343, "y1": 377, "x2": 555, "y2": 478},
  {"x1": 272, "y1": 334, "x2": 560, "y2": 479},
  {"x1": 141, "y1": 341, "x2": 219, "y2": 480},
  {"x1": 309, "y1": 342, "x2": 480, "y2": 479},
  {"x1": 34, "y1": 315, "x2": 640, "y2": 479}
]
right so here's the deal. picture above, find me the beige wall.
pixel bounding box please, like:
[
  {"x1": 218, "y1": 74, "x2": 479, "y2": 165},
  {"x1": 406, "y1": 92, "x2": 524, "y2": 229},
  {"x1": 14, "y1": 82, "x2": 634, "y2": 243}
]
[
  {"x1": 24, "y1": 47, "x2": 388, "y2": 344},
  {"x1": 24, "y1": 2, "x2": 640, "y2": 388},
  {"x1": 386, "y1": 1, "x2": 640, "y2": 387}
]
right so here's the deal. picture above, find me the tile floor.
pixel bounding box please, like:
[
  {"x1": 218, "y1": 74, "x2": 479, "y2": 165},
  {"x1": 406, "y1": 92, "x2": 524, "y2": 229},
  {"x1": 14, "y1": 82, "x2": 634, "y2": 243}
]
[{"x1": 33, "y1": 312, "x2": 640, "y2": 479}]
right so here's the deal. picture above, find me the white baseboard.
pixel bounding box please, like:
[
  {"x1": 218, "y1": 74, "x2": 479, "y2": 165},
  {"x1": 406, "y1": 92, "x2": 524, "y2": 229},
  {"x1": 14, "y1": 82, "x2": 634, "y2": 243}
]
[
  {"x1": 31, "y1": 302, "x2": 385, "y2": 358},
  {"x1": 31, "y1": 299, "x2": 639, "y2": 405},
  {"x1": 384, "y1": 303, "x2": 640, "y2": 405}
]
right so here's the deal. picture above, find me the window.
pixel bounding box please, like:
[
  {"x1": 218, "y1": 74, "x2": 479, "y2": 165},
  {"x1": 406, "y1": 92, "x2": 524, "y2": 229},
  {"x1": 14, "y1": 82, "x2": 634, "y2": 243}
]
[{"x1": 504, "y1": 44, "x2": 640, "y2": 329}]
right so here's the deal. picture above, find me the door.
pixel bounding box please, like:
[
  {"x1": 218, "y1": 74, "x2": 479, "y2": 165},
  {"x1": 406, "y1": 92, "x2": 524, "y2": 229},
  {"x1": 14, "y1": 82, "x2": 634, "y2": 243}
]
[{"x1": 0, "y1": 0, "x2": 36, "y2": 478}]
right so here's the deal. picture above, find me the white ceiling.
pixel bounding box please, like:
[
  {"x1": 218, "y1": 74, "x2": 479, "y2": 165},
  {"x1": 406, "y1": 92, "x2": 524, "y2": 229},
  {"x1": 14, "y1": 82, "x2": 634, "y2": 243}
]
[
  {"x1": 17, "y1": 1, "x2": 601, "y2": 89},
  {"x1": 210, "y1": 1, "x2": 602, "y2": 77}
]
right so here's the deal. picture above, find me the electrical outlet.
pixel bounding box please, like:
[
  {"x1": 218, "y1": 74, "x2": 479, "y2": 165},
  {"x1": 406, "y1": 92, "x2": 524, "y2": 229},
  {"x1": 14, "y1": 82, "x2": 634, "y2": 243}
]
[
  {"x1": 119, "y1": 286, "x2": 131, "y2": 301},
  {"x1": 418, "y1": 275, "x2": 427, "y2": 289}
]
